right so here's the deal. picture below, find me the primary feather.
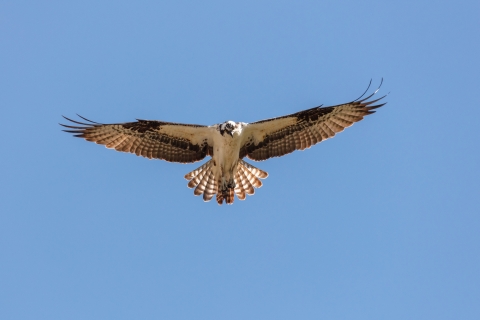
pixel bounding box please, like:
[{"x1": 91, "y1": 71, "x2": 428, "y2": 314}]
[{"x1": 61, "y1": 81, "x2": 386, "y2": 205}]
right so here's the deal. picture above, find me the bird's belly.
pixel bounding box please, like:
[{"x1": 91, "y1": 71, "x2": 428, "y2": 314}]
[{"x1": 212, "y1": 135, "x2": 242, "y2": 176}]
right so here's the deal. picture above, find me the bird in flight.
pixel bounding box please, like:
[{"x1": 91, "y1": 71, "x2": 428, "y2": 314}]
[{"x1": 61, "y1": 81, "x2": 386, "y2": 205}]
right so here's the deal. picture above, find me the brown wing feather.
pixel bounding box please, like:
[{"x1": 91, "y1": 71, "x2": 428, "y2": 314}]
[
  {"x1": 240, "y1": 87, "x2": 386, "y2": 161},
  {"x1": 61, "y1": 116, "x2": 213, "y2": 163}
]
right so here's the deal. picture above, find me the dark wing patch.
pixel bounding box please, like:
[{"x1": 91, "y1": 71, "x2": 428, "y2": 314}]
[
  {"x1": 61, "y1": 116, "x2": 213, "y2": 163},
  {"x1": 241, "y1": 85, "x2": 386, "y2": 161}
]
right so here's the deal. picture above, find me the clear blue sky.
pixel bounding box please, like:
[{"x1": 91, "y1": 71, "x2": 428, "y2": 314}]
[{"x1": 1, "y1": 1, "x2": 479, "y2": 319}]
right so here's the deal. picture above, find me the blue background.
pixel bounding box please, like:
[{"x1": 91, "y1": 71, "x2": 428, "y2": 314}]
[{"x1": 1, "y1": 1, "x2": 479, "y2": 319}]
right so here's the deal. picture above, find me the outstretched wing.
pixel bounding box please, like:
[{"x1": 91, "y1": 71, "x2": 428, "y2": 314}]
[
  {"x1": 61, "y1": 116, "x2": 214, "y2": 163},
  {"x1": 240, "y1": 83, "x2": 386, "y2": 161}
]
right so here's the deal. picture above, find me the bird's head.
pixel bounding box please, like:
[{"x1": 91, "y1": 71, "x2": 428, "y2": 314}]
[{"x1": 220, "y1": 121, "x2": 236, "y2": 137}]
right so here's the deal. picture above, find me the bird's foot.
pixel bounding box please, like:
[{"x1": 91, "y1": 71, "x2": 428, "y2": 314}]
[
  {"x1": 227, "y1": 180, "x2": 235, "y2": 189},
  {"x1": 220, "y1": 177, "x2": 235, "y2": 192}
]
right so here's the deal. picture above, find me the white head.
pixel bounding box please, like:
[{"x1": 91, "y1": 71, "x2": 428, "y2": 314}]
[{"x1": 220, "y1": 121, "x2": 237, "y2": 137}]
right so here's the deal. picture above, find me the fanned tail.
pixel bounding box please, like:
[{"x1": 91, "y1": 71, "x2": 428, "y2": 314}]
[
  {"x1": 237, "y1": 166, "x2": 255, "y2": 195},
  {"x1": 185, "y1": 160, "x2": 217, "y2": 202},
  {"x1": 240, "y1": 160, "x2": 268, "y2": 179},
  {"x1": 185, "y1": 161, "x2": 211, "y2": 181},
  {"x1": 232, "y1": 159, "x2": 268, "y2": 203},
  {"x1": 185, "y1": 159, "x2": 268, "y2": 205},
  {"x1": 203, "y1": 170, "x2": 217, "y2": 202},
  {"x1": 234, "y1": 171, "x2": 246, "y2": 200}
]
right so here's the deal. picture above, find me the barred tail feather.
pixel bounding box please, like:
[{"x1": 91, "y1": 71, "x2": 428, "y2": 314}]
[
  {"x1": 216, "y1": 192, "x2": 224, "y2": 205},
  {"x1": 239, "y1": 160, "x2": 268, "y2": 179},
  {"x1": 216, "y1": 188, "x2": 234, "y2": 205},
  {"x1": 234, "y1": 160, "x2": 268, "y2": 198},
  {"x1": 185, "y1": 160, "x2": 211, "y2": 180},
  {"x1": 194, "y1": 171, "x2": 210, "y2": 196},
  {"x1": 234, "y1": 171, "x2": 246, "y2": 200},
  {"x1": 185, "y1": 160, "x2": 212, "y2": 189},
  {"x1": 242, "y1": 165, "x2": 263, "y2": 188},
  {"x1": 185, "y1": 159, "x2": 268, "y2": 204},
  {"x1": 203, "y1": 171, "x2": 217, "y2": 202},
  {"x1": 188, "y1": 166, "x2": 209, "y2": 189},
  {"x1": 185, "y1": 160, "x2": 214, "y2": 196},
  {"x1": 238, "y1": 166, "x2": 255, "y2": 195},
  {"x1": 226, "y1": 188, "x2": 234, "y2": 205}
]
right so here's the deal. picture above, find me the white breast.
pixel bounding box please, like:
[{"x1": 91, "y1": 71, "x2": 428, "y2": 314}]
[{"x1": 211, "y1": 125, "x2": 245, "y2": 182}]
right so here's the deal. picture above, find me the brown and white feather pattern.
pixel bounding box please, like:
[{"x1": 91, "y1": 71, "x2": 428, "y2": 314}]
[
  {"x1": 185, "y1": 160, "x2": 212, "y2": 188},
  {"x1": 240, "y1": 93, "x2": 386, "y2": 161},
  {"x1": 184, "y1": 159, "x2": 267, "y2": 204},
  {"x1": 61, "y1": 117, "x2": 214, "y2": 163},
  {"x1": 62, "y1": 82, "x2": 386, "y2": 205},
  {"x1": 202, "y1": 170, "x2": 217, "y2": 202},
  {"x1": 234, "y1": 170, "x2": 247, "y2": 201},
  {"x1": 184, "y1": 159, "x2": 218, "y2": 201}
]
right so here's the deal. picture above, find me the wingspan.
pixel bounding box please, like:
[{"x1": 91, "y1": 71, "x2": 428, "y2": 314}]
[
  {"x1": 240, "y1": 82, "x2": 386, "y2": 161},
  {"x1": 61, "y1": 116, "x2": 214, "y2": 163}
]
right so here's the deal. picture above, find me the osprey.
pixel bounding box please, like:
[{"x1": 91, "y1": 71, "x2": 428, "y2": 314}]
[{"x1": 61, "y1": 81, "x2": 386, "y2": 205}]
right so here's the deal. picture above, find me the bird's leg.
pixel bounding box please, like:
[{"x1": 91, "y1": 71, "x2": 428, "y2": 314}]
[
  {"x1": 220, "y1": 176, "x2": 227, "y2": 192},
  {"x1": 219, "y1": 165, "x2": 235, "y2": 192},
  {"x1": 220, "y1": 176, "x2": 235, "y2": 192},
  {"x1": 227, "y1": 178, "x2": 235, "y2": 189},
  {"x1": 226, "y1": 167, "x2": 235, "y2": 189},
  {"x1": 218, "y1": 165, "x2": 227, "y2": 192}
]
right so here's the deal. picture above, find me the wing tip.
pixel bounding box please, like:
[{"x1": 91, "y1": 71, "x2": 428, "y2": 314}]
[{"x1": 353, "y1": 79, "x2": 388, "y2": 105}]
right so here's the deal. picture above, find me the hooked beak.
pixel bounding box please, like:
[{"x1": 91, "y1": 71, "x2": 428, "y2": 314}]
[{"x1": 228, "y1": 131, "x2": 234, "y2": 137}]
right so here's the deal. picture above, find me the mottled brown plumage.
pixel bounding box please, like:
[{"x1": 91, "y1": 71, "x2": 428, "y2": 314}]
[
  {"x1": 61, "y1": 80, "x2": 386, "y2": 205},
  {"x1": 240, "y1": 92, "x2": 385, "y2": 161},
  {"x1": 61, "y1": 116, "x2": 213, "y2": 163}
]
